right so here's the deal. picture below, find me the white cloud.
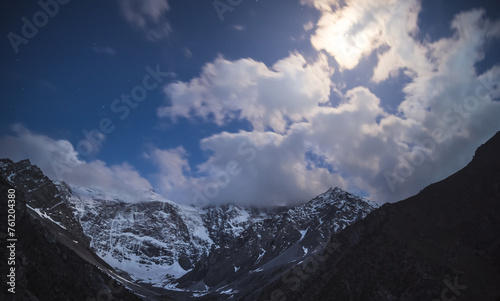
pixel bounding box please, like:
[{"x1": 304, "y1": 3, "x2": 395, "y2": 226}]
[
  {"x1": 116, "y1": 0, "x2": 172, "y2": 41},
  {"x1": 148, "y1": 130, "x2": 345, "y2": 207},
  {"x1": 152, "y1": 2, "x2": 500, "y2": 206},
  {"x1": 158, "y1": 52, "x2": 332, "y2": 133},
  {"x1": 307, "y1": 0, "x2": 431, "y2": 77},
  {"x1": 182, "y1": 47, "x2": 193, "y2": 58},
  {"x1": 232, "y1": 24, "x2": 246, "y2": 31},
  {"x1": 0, "y1": 125, "x2": 152, "y2": 202},
  {"x1": 303, "y1": 21, "x2": 314, "y2": 32},
  {"x1": 300, "y1": 0, "x2": 339, "y2": 12},
  {"x1": 4, "y1": 2, "x2": 500, "y2": 208},
  {"x1": 148, "y1": 146, "x2": 191, "y2": 196},
  {"x1": 0, "y1": 124, "x2": 82, "y2": 175},
  {"x1": 306, "y1": 2, "x2": 500, "y2": 202}
]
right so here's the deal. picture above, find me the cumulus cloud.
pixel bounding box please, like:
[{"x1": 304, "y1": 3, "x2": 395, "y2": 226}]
[
  {"x1": 147, "y1": 146, "x2": 192, "y2": 198},
  {"x1": 152, "y1": 2, "x2": 500, "y2": 206},
  {"x1": 193, "y1": 130, "x2": 344, "y2": 207},
  {"x1": 307, "y1": 2, "x2": 500, "y2": 202},
  {"x1": 0, "y1": 125, "x2": 152, "y2": 202},
  {"x1": 305, "y1": 0, "x2": 434, "y2": 80},
  {"x1": 116, "y1": 0, "x2": 172, "y2": 41},
  {"x1": 4, "y1": 2, "x2": 500, "y2": 208},
  {"x1": 148, "y1": 130, "x2": 345, "y2": 207},
  {"x1": 158, "y1": 52, "x2": 332, "y2": 133}
]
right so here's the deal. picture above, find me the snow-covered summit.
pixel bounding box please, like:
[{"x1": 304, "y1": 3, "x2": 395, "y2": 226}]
[{"x1": 0, "y1": 158, "x2": 378, "y2": 290}]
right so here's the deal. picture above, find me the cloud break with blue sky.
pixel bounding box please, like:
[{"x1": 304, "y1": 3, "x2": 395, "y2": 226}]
[{"x1": 1, "y1": 0, "x2": 500, "y2": 207}]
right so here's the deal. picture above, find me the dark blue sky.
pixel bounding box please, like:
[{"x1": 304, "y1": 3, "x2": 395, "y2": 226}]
[
  {"x1": 1, "y1": 0, "x2": 499, "y2": 206},
  {"x1": 1, "y1": 0, "x2": 318, "y2": 171}
]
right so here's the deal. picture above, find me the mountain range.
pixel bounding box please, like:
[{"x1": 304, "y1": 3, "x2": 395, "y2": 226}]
[
  {"x1": 1, "y1": 131, "x2": 499, "y2": 300},
  {"x1": 0, "y1": 156, "x2": 376, "y2": 300}
]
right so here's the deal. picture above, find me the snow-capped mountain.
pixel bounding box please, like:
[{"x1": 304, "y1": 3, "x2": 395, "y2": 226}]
[
  {"x1": 55, "y1": 184, "x2": 277, "y2": 288},
  {"x1": 59, "y1": 183, "x2": 377, "y2": 291},
  {"x1": 59, "y1": 184, "x2": 213, "y2": 286},
  {"x1": 176, "y1": 186, "x2": 378, "y2": 293},
  {"x1": 0, "y1": 158, "x2": 377, "y2": 296},
  {"x1": 2, "y1": 131, "x2": 500, "y2": 300}
]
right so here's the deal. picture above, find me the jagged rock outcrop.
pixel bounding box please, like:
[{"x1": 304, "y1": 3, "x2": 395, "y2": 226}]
[
  {"x1": 0, "y1": 159, "x2": 91, "y2": 247},
  {"x1": 0, "y1": 158, "x2": 378, "y2": 299},
  {"x1": 178, "y1": 187, "x2": 377, "y2": 292},
  {"x1": 0, "y1": 178, "x2": 143, "y2": 300}
]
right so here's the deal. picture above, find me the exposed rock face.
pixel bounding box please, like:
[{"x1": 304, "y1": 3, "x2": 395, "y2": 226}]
[
  {"x1": 0, "y1": 157, "x2": 378, "y2": 299},
  {"x1": 257, "y1": 132, "x2": 500, "y2": 301},
  {"x1": 61, "y1": 183, "x2": 376, "y2": 291},
  {"x1": 0, "y1": 178, "x2": 143, "y2": 300},
  {"x1": 65, "y1": 187, "x2": 215, "y2": 286},
  {"x1": 0, "y1": 159, "x2": 90, "y2": 246},
  {"x1": 178, "y1": 187, "x2": 377, "y2": 291},
  {"x1": 2, "y1": 132, "x2": 498, "y2": 300}
]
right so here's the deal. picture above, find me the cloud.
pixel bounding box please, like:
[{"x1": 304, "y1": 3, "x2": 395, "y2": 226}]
[
  {"x1": 304, "y1": 1, "x2": 500, "y2": 202},
  {"x1": 4, "y1": 2, "x2": 499, "y2": 208},
  {"x1": 182, "y1": 47, "x2": 193, "y2": 58},
  {"x1": 0, "y1": 125, "x2": 152, "y2": 202},
  {"x1": 232, "y1": 24, "x2": 246, "y2": 31},
  {"x1": 158, "y1": 52, "x2": 332, "y2": 133},
  {"x1": 307, "y1": 0, "x2": 429, "y2": 75},
  {"x1": 148, "y1": 130, "x2": 345, "y2": 207},
  {"x1": 303, "y1": 21, "x2": 314, "y2": 32},
  {"x1": 300, "y1": 0, "x2": 339, "y2": 12},
  {"x1": 148, "y1": 146, "x2": 191, "y2": 197},
  {"x1": 152, "y1": 2, "x2": 500, "y2": 207},
  {"x1": 116, "y1": 0, "x2": 172, "y2": 41}
]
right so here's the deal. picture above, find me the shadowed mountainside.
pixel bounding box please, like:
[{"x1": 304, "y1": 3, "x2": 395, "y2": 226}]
[{"x1": 256, "y1": 132, "x2": 500, "y2": 301}]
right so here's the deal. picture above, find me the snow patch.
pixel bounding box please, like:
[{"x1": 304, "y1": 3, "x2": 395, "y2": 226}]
[
  {"x1": 220, "y1": 288, "x2": 237, "y2": 295},
  {"x1": 27, "y1": 204, "x2": 67, "y2": 230},
  {"x1": 299, "y1": 228, "x2": 308, "y2": 240},
  {"x1": 256, "y1": 248, "x2": 266, "y2": 263},
  {"x1": 101, "y1": 253, "x2": 189, "y2": 287}
]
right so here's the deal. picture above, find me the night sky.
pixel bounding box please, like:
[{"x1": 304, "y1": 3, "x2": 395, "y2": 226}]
[{"x1": 1, "y1": 0, "x2": 499, "y2": 207}]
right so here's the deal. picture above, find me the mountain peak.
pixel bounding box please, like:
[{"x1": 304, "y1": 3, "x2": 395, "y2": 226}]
[
  {"x1": 326, "y1": 186, "x2": 346, "y2": 195},
  {"x1": 18, "y1": 158, "x2": 32, "y2": 165},
  {"x1": 309, "y1": 186, "x2": 378, "y2": 209}
]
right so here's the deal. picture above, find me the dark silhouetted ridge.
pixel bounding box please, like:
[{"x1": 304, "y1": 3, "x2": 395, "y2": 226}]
[{"x1": 257, "y1": 132, "x2": 500, "y2": 301}]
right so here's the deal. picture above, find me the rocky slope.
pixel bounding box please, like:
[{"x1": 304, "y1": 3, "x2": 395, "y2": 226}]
[
  {"x1": 2, "y1": 131, "x2": 499, "y2": 300},
  {"x1": 0, "y1": 159, "x2": 90, "y2": 246},
  {"x1": 0, "y1": 178, "x2": 146, "y2": 300},
  {"x1": 177, "y1": 187, "x2": 377, "y2": 293},
  {"x1": 257, "y1": 132, "x2": 500, "y2": 300},
  {"x1": 61, "y1": 182, "x2": 376, "y2": 293},
  {"x1": 0, "y1": 157, "x2": 378, "y2": 299}
]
